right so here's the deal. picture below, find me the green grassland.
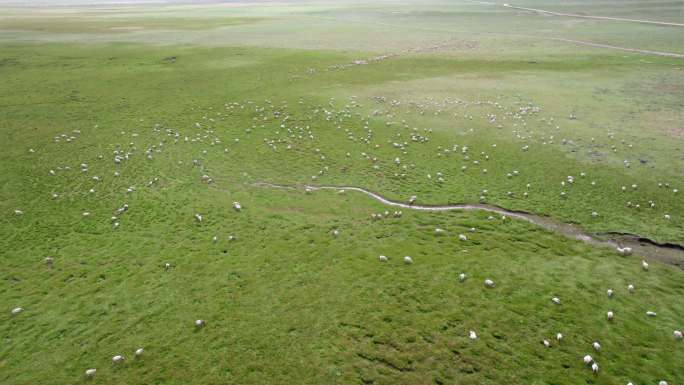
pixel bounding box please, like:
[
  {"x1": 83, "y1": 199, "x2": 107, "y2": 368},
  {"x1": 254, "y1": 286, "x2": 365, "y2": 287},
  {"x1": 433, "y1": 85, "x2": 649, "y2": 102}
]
[{"x1": 1, "y1": 1, "x2": 683, "y2": 384}]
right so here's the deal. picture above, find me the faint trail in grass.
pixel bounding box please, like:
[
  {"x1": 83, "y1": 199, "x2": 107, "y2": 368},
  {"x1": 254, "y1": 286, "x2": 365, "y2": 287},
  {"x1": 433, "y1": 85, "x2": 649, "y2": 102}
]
[
  {"x1": 303, "y1": 14, "x2": 684, "y2": 58},
  {"x1": 495, "y1": 2, "x2": 684, "y2": 28},
  {"x1": 252, "y1": 182, "x2": 684, "y2": 268},
  {"x1": 545, "y1": 37, "x2": 684, "y2": 58}
]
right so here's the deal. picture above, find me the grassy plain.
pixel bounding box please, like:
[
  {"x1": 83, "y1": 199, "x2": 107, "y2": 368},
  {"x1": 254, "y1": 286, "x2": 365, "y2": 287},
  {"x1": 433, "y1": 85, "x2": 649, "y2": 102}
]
[{"x1": 1, "y1": 1, "x2": 683, "y2": 384}]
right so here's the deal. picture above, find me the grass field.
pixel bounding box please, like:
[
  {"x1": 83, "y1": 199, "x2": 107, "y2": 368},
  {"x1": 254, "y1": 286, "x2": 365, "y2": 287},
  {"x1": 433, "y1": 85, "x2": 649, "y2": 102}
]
[{"x1": 1, "y1": 1, "x2": 683, "y2": 384}]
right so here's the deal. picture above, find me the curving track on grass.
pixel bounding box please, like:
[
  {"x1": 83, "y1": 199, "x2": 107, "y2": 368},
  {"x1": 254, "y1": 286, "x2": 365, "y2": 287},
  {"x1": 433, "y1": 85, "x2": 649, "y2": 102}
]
[
  {"x1": 499, "y1": 3, "x2": 684, "y2": 28},
  {"x1": 253, "y1": 182, "x2": 684, "y2": 268}
]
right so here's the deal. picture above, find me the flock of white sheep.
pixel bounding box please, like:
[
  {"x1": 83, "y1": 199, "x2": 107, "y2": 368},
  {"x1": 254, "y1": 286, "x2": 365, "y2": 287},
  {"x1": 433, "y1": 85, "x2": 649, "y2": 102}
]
[{"x1": 9, "y1": 94, "x2": 682, "y2": 382}]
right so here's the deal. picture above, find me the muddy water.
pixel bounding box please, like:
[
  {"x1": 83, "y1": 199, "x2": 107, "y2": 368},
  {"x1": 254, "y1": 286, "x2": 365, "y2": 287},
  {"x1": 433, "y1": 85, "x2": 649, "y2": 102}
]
[{"x1": 253, "y1": 183, "x2": 684, "y2": 269}]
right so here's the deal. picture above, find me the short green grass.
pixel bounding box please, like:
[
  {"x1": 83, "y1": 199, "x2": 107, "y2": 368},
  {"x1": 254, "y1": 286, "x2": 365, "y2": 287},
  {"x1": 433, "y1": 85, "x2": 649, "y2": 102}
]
[{"x1": 1, "y1": 1, "x2": 683, "y2": 384}]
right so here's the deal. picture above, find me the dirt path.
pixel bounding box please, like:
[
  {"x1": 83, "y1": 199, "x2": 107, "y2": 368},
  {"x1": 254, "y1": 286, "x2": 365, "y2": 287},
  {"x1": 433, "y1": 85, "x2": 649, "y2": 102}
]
[
  {"x1": 547, "y1": 37, "x2": 684, "y2": 58},
  {"x1": 500, "y1": 3, "x2": 684, "y2": 28},
  {"x1": 253, "y1": 182, "x2": 684, "y2": 268},
  {"x1": 305, "y1": 14, "x2": 684, "y2": 59}
]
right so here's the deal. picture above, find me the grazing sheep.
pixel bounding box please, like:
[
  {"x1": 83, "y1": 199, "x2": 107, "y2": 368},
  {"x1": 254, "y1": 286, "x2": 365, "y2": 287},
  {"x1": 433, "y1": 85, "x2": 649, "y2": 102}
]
[
  {"x1": 591, "y1": 362, "x2": 599, "y2": 373},
  {"x1": 469, "y1": 330, "x2": 477, "y2": 340},
  {"x1": 195, "y1": 319, "x2": 206, "y2": 328},
  {"x1": 459, "y1": 273, "x2": 467, "y2": 282},
  {"x1": 135, "y1": 348, "x2": 144, "y2": 357},
  {"x1": 641, "y1": 260, "x2": 649, "y2": 271},
  {"x1": 673, "y1": 330, "x2": 682, "y2": 340},
  {"x1": 484, "y1": 279, "x2": 495, "y2": 288},
  {"x1": 607, "y1": 289, "x2": 613, "y2": 298},
  {"x1": 379, "y1": 255, "x2": 388, "y2": 262},
  {"x1": 458, "y1": 234, "x2": 467, "y2": 241},
  {"x1": 11, "y1": 307, "x2": 23, "y2": 315},
  {"x1": 232, "y1": 202, "x2": 242, "y2": 211},
  {"x1": 593, "y1": 342, "x2": 601, "y2": 351},
  {"x1": 164, "y1": 263, "x2": 171, "y2": 271},
  {"x1": 44, "y1": 257, "x2": 54, "y2": 267},
  {"x1": 542, "y1": 339, "x2": 550, "y2": 347},
  {"x1": 646, "y1": 311, "x2": 657, "y2": 317},
  {"x1": 14, "y1": 209, "x2": 23, "y2": 215},
  {"x1": 403, "y1": 256, "x2": 413, "y2": 264},
  {"x1": 408, "y1": 195, "x2": 416, "y2": 204},
  {"x1": 85, "y1": 369, "x2": 97, "y2": 377},
  {"x1": 616, "y1": 246, "x2": 632, "y2": 256},
  {"x1": 194, "y1": 213, "x2": 203, "y2": 222},
  {"x1": 607, "y1": 311, "x2": 614, "y2": 321},
  {"x1": 112, "y1": 355, "x2": 124, "y2": 364},
  {"x1": 628, "y1": 284, "x2": 635, "y2": 293},
  {"x1": 551, "y1": 297, "x2": 561, "y2": 305},
  {"x1": 659, "y1": 382, "x2": 668, "y2": 385},
  {"x1": 583, "y1": 355, "x2": 593, "y2": 364},
  {"x1": 435, "y1": 228, "x2": 446, "y2": 235},
  {"x1": 556, "y1": 333, "x2": 563, "y2": 341}
]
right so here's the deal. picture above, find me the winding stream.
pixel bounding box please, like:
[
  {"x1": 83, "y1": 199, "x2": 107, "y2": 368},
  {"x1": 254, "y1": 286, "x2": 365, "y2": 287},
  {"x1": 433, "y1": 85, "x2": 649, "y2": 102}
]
[{"x1": 253, "y1": 182, "x2": 684, "y2": 269}]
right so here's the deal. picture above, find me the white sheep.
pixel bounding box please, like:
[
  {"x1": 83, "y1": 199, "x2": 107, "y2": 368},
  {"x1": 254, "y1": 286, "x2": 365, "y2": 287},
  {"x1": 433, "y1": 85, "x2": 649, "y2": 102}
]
[
  {"x1": 331, "y1": 229, "x2": 339, "y2": 237},
  {"x1": 616, "y1": 246, "x2": 632, "y2": 256},
  {"x1": 607, "y1": 289, "x2": 613, "y2": 298},
  {"x1": 164, "y1": 263, "x2": 171, "y2": 271},
  {"x1": 459, "y1": 273, "x2": 467, "y2": 282},
  {"x1": 135, "y1": 348, "x2": 144, "y2": 357},
  {"x1": 673, "y1": 330, "x2": 682, "y2": 340},
  {"x1": 628, "y1": 284, "x2": 635, "y2": 293},
  {"x1": 591, "y1": 362, "x2": 599, "y2": 373},
  {"x1": 232, "y1": 202, "x2": 242, "y2": 211},
  {"x1": 45, "y1": 257, "x2": 54, "y2": 266},
  {"x1": 458, "y1": 234, "x2": 467, "y2": 241},
  {"x1": 195, "y1": 319, "x2": 206, "y2": 328},
  {"x1": 194, "y1": 213, "x2": 203, "y2": 222},
  {"x1": 112, "y1": 355, "x2": 124, "y2": 364},
  {"x1": 85, "y1": 368, "x2": 97, "y2": 377},
  {"x1": 379, "y1": 255, "x2": 388, "y2": 262},
  {"x1": 646, "y1": 311, "x2": 657, "y2": 317},
  {"x1": 403, "y1": 256, "x2": 413, "y2": 264},
  {"x1": 435, "y1": 228, "x2": 446, "y2": 235},
  {"x1": 593, "y1": 342, "x2": 601, "y2": 351},
  {"x1": 659, "y1": 381, "x2": 668, "y2": 385},
  {"x1": 641, "y1": 260, "x2": 649, "y2": 271},
  {"x1": 607, "y1": 311, "x2": 614, "y2": 321},
  {"x1": 556, "y1": 333, "x2": 563, "y2": 341},
  {"x1": 11, "y1": 307, "x2": 23, "y2": 315},
  {"x1": 14, "y1": 209, "x2": 24, "y2": 215},
  {"x1": 583, "y1": 355, "x2": 593, "y2": 364},
  {"x1": 468, "y1": 330, "x2": 477, "y2": 340},
  {"x1": 542, "y1": 339, "x2": 550, "y2": 347},
  {"x1": 551, "y1": 297, "x2": 561, "y2": 305},
  {"x1": 408, "y1": 195, "x2": 416, "y2": 204},
  {"x1": 484, "y1": 279, "x2": 495, "y2": 288}
]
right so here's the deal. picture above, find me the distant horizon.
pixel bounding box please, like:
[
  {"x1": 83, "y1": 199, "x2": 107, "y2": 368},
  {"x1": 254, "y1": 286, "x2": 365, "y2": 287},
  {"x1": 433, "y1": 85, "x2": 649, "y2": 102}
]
[{"x1": 0, "y1": 0, "x2": 244, "y2": 6}]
